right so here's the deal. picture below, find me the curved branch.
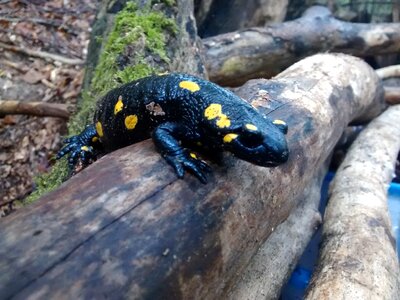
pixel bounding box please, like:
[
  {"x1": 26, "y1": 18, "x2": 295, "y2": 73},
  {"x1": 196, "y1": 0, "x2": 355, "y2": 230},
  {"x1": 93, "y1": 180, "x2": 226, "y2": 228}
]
[
  {"x1": 306, "y1": 105, "x2": 400, "y2": 299},
  {"x1": 203, "y1": 6, "x2": 400, "y2": 86}
]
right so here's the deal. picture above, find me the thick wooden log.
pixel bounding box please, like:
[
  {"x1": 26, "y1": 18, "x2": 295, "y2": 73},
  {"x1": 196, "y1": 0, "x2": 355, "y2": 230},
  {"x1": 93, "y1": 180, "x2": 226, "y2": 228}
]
[
  {"x1": 203, "y1": 6, "x2": 400, "y2": 86},
  {"x1": 228, "y1": 163, "x2": 328, "y2": 300},
  {"x1": 0, "y1": 54, "x2": 385, "y2": 299},
  {"x1": 306, "y1": 105, "x2": 400, "y2": 299}
]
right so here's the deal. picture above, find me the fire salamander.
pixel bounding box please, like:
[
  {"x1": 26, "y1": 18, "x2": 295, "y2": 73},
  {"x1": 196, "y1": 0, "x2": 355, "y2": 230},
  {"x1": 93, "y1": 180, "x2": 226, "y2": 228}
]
[{"x1": 57, "y1": 73, "x2": 289, "y2": 183}]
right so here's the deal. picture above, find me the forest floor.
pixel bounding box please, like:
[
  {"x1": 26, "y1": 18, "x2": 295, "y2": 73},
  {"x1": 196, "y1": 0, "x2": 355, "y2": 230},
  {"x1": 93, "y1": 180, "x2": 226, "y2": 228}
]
[{"x1": 0, "y1": 0, "x2": 98, "y2": 216}]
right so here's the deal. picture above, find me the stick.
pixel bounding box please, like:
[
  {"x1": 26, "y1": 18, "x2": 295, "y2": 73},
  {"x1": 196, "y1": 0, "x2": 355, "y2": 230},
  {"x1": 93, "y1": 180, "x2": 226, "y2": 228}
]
[
  {"x1": 0, "y1": 41, "x2": 85, "y2": 65},
  {"x1": 0, "y1": 100, "x2": 72, "y2": 119}
]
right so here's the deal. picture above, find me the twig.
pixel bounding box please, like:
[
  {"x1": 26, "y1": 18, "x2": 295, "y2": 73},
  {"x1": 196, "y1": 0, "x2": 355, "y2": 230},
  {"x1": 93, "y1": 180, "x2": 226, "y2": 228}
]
[
  {"x1": 384, "y1": 86, "x2": 400, "y2": 105},
  {"x1": 0, "y1": 59, "x2": 28, "y2": 72},
  {"x1": 0, "y1": 16, "x2": 63, "y2": 27},
  {"x1": 0, "y1": 41, "x2": 84, "y2": 65},
  {"x1": 376, "y1": 64, "x2": 400, "y2": 79},
  {"x1": 0, "y1": 100, "x2": 73, "y2": 119}
]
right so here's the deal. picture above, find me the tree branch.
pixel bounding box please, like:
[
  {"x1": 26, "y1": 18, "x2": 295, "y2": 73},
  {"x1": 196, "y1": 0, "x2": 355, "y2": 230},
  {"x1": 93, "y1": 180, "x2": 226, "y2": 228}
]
[
  {"x1": 306, "y1": 105, "x2": 400, "y2": 299},
  {"x1": 203, "y1": 6, "x2": 400, "y2": 86},
  {"x1": 0, "y1": 100, "x2": 72, "y2": 119},
  {"x1": 0, "y1": 41, "x2": 85, "y2": 65}
]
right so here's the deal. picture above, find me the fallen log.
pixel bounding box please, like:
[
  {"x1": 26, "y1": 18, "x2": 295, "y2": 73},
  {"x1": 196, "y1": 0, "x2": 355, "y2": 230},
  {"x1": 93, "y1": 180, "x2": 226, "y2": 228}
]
[
  {"x1": 228, "y1": 163, "x2": 328, "y2": 300},
  {"x1": 203, "y1": 6, "x2": 400, "y2": 86},
  {"x1": 0, "y1": 54, "x2": 385, "y2": 299},
  {"x1": 305, "y1": 105, "x2": 400, "y2": 300}
]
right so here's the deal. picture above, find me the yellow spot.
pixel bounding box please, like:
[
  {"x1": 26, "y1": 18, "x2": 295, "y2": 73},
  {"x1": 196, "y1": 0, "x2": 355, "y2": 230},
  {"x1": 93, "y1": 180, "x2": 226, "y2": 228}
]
[
  {"x1": 196, "y1": 141, "x2": 202, "y2": 146},
  {"x1": 273, "y1": 119, "x2": 286, "y2": 126},
  {"x1": 179, "y1": 80, "x2": 200, "y2": 93},
  {"x1": 223, "y1": 133, "x2": 238, "y2": 143},
  {"x1": 114, "y1": 96, "x2": 124, "y2": 115},
  {"x1": 125, "y1": 114, "x2": 138, "y2": 130},
  {"x1": 204, "y1": 103, "x2": 231, "y2": 128},
  {"x1": 96, "y1": 122, "x2": 103, "y2": 137},
  {"x1": 81, "y1": 146, "x2": 89, "y2": 151},
  {"x1": 245, "y1": 124, "x2": 258, "y2": 131},
  {"x1": 204, "y1": 103, "x2": 222, "y2": 120},
  {"x1": 92, "y1": 136, "x2": 99, "y2": 143},
  {"x1": 216, "y1": 115, "x2": 231, "y2": 128},
  {"x1": 190, "y1": 152, "x2": 197, "y2": 159}
]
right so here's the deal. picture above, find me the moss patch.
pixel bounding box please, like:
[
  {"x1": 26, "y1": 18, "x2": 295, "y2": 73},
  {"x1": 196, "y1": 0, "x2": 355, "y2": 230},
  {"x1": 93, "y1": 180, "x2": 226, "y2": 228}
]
[
  {"x1": 72, "y1": 1, "x2": 176, "y2": 136},
  {"x1": 27, "y1": 1, "x2": 177, "y2": 203}
]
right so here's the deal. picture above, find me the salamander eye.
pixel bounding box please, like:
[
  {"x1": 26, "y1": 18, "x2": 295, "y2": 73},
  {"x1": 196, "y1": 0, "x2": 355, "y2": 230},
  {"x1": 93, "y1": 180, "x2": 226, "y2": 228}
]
[
  {"x1": 238, "y1": 124, "x2": 264, "y2": 148},
  {"x1": 238, "y1": 134, "x2": 263, "y2": 148}
]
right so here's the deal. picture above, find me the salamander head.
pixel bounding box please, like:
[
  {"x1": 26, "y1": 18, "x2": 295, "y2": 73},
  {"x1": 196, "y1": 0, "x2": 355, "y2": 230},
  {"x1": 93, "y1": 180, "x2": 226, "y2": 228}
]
[{"x1": 222, "y1": 119, "x2": 289, "y2": 167}]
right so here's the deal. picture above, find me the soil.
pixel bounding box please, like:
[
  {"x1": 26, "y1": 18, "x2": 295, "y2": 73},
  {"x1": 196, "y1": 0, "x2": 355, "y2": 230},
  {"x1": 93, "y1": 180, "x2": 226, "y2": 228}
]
[{"x1": 0, "y1": 0, "x2": 98, "y2": 216}]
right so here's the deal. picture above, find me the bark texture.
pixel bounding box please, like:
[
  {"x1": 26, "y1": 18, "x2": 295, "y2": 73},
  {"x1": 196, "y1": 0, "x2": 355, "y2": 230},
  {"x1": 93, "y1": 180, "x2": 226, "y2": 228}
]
[
  {"x1": 203, "y1": 6, "x2": 400, "y2": 86},
  {"x1": 0, "y1": 54, "x2": 385, "y2": 299},
  {"x1": 228, "y1": 163, "x2": 327, "y2": 300},
  {"x1": 306, "y1": 105, "x2": 400, "y2": 300},
  {"x1": 83, "y1": 0, "x2": 206, "y2": 93}
]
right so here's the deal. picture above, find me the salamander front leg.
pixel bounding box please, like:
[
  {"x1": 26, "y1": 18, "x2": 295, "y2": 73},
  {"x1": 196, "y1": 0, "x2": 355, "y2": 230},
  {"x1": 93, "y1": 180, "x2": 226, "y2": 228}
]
[
  {"x1": 152, "y1": 122, "x2": 211, "y2": 183},
  {"x1": 57, "y1": 124, "x2": 99, "y2": 172}
]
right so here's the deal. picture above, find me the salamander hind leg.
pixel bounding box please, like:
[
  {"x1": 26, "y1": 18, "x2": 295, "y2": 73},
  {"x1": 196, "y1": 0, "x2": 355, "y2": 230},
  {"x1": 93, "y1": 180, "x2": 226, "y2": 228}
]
[
  {"x1": 153, "y1": 122, "x2": 211, "y2": 184},
  {"x1": 57, "y1": 124, "x2": 99, "y2": 172}
]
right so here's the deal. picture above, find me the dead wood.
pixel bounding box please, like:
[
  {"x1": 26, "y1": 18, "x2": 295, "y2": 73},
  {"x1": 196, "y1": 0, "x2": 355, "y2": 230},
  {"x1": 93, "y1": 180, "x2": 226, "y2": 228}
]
[
  {"x1": 0, "y1": 54, "x2": 385, "y2": 299},
  {"x1": 228, "y1": 163, "x2": 328, "y2": 300},
  {"x1": 0, "y1": 41, "x2": 85, "y2": 65},
  {"x1": 203, "y1": 6, "x2": 400, "y2": 86},
  {"x1": 377, "y1": 64, "x2": 400, "y2": 79},
  {"x1": 0, "y1": 100, "x2": 72, "y2": 119},
  {"x1": 305, "y1": 105, "x2": 400, "y2": 300}
]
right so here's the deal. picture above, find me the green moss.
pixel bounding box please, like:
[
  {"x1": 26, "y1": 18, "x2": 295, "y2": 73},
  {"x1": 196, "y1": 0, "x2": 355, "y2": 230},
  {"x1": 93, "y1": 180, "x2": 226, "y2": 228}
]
[
  {"x1": 27, "y1": 0, "x2": 177, "y2": 203},
  {"x1": 91, "y1": 2, "x2": 175, "y2": 92},
  {"x1": 25, "y1": 159, "x2": 69, "y2": 204},
  {"x1": 160, "y1": 0, "x2": 175, "y2": 7}
]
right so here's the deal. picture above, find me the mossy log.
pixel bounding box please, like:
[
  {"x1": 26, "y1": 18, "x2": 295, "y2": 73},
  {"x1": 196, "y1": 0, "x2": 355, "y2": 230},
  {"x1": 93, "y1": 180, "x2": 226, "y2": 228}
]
[
  {"x1": 29, "y1": 0, "x2": 207, "y2": 202},
  {"x1": 203, "y1": 6, "x2": 400, "y2": 86},
  {"x1": 0, "y1": 54, "x2": 385, "y2": 299},
  {"x1": 306, "y1": 105, "x2": 400, "y2": 299}
]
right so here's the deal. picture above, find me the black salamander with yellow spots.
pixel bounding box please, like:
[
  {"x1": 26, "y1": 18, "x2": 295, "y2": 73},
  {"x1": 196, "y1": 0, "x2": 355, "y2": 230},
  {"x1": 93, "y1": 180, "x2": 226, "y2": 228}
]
[{"x1": 57, "y1": 73, "x2": 289, "y2": 183}]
